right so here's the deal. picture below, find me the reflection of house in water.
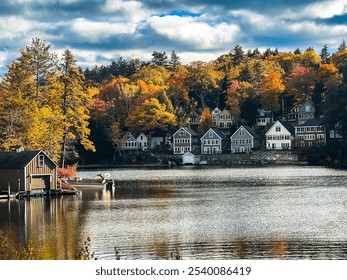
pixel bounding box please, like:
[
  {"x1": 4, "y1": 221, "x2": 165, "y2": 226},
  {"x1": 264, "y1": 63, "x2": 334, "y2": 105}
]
[{"x1": 0, "y1": 195, "x2": 83, "y2": 259}]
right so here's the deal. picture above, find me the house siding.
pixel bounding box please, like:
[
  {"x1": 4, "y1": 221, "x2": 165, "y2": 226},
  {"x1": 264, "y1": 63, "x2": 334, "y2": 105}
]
[
  {"x1": 0, "y1": 151, "x2": 57, "y2": 192},
  {"x1": 26, "y1": 154, "x2": 57, "y2": 191},
  {"x1": 231, "y1": 126, "x2": 259, "y2": 153},
  {"x1": 173, "y1": 128, "x2": 198, "y2": 154},
  {"x1": 0, "y1": 169, "x2": 25, "y2": 191},
  {"x1": 266, "y1": 121, "x2": 293, "y2": 150}
]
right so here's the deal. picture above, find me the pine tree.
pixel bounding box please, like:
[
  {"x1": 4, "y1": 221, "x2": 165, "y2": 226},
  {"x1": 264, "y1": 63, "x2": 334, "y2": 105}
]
[
  {"x1": 59, "y1": 49, "x2": 95, "y2": 167},
  {"x1": 320, "y1": 44, "x2": 330, "y2": 63},
  {"x1": 169, "y1": 50, "x2": 181, "y2": 72},
  {"x1": 151, "y1": 51, "x2": 169, "y2": 68},
  {"x1": 24, "y1": 37, "x2": 57, "y2": 105},
  {"x1": 232, "y1": 45, "x2": 245, "y2": 66},
  {"x1": 338, "y1": 39, "x2": 346, "y2": 52}
]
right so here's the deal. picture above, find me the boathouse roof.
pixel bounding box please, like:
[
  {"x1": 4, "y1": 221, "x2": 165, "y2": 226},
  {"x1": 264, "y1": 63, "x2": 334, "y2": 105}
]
[{"x1": 0, "y1": 150, "x2": 56, "y2": 169}]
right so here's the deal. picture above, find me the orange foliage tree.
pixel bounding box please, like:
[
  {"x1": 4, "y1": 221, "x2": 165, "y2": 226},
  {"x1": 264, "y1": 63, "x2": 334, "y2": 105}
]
[{"x1": 260, "y1": 69, "x2": 285, "y2": 111}]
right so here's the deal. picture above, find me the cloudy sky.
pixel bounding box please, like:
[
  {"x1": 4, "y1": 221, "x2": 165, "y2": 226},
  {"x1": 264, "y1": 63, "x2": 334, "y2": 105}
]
[{"x1": 0, "y1": 0, "x2": 346, "y2": 77}]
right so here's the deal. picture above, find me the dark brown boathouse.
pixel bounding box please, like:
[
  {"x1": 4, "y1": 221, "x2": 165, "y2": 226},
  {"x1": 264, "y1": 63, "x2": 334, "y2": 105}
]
[{"x1": 0, "y1": 149, "x2": 58, "y2": 195}]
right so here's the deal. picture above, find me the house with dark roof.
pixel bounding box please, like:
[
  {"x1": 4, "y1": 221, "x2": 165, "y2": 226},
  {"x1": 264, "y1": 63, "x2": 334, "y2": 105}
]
[
  {"x1": 295, "y1": 119, "x2": 326, "y2": 148},
  {"x1": 0, "y1": 150, "x2": 58, "y2": 194},
  {"x1": 201, "y1": 128, "x2": 228, "y2": 154},
  {"x1": 288, "y1": 99, "x2": 316, "y2": 125},
  {"x1": 172, "y1": 127, "x2": 199, "y2": 154},
  {"x1": 230, "y1": 125, "x2": 260, "y2": 153},
  {"x1": 256, "y1": 109, "x2": 273, "y2": 128},
  {"x1": 265, "y1": 120, "x2": 295, "y2": 150}
]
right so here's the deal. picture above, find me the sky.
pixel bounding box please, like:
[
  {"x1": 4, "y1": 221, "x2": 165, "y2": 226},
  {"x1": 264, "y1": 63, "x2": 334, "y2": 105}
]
[{"x1": 0, "y1": 0, "x2": 346, "y2": 77}]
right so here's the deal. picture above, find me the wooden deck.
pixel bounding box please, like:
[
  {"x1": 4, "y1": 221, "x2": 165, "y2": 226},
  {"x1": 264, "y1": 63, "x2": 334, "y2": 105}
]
[{"x1": 0, "y1": 188, "x2": 80, "y2": 200}]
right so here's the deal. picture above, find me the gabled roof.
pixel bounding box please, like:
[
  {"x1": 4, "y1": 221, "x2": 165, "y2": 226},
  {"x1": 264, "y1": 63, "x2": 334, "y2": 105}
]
[
  {"x1": 173, "y1": 127, "x2": 198, "y2": 137},
  {"x1": 212, "y1": 107, "x2": 221, "y2": 114},
  {"x1": 278, "y1": 120, "x2": 295, "y2": 134},
  {"x1": 124, "y1": 132, "x2": 137, "y2": 141},
  {"x1": 257, "y1": 109, "x2": 272, "y2": 118},
  {"x1": 231, "y1": 125, "x2": 259, "y2": 139},
  {"x1": 297, "y1": 118, "x2": 323, "y2": 127},
  {"x1": 201, "y1": 128, "x2": 227, "y2": 140},
  {"x1": 243, "y1": 126, "x2": 260, "y2": 139},
  {"x1": 135, "y1": 132, "x2": 148, "y2": 139},
  {"x1": 0, "y1": 150, "x2": 57, "y2": 169},
  {"x1": 182, "y1": 151, "x2": 199, "y2": 157}
]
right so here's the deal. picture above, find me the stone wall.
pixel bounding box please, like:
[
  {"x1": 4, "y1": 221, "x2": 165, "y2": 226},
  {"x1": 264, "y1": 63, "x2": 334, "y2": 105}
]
[{"x1": 161, "y1": 150, "x2": 299, "y2": 165}]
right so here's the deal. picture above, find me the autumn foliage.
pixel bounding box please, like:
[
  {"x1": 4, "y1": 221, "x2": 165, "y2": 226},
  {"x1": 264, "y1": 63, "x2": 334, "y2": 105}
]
[
  {"x1": 1, "y1": 38, "x2": 347, "y2": 165},
  {"x1": 58, "y1": 167, "x2": 77, "y2": 178}
]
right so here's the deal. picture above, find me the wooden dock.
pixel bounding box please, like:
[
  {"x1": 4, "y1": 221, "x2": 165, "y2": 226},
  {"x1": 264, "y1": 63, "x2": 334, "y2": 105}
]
[{"x1": 0, "y1": 188, "x2": 80, "y2": 200}]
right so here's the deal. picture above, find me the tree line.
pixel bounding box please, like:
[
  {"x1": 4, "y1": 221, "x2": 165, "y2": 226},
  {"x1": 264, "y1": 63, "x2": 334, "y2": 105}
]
[{"x1": 0, "y1": 38, "x2": 346, "y2": 165}]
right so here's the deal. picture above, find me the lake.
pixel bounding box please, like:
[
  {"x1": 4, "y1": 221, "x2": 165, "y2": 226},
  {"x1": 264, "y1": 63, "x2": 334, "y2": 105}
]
[{"x1": 1, "y1": 165, "x2": 347, "y2": 260}]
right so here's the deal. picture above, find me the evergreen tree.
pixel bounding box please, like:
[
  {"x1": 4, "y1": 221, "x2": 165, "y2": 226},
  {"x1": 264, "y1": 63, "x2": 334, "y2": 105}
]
[
  {"x1": 151, "y1": 51, "x2": 169, "y2": 68},
  {"x1": 59, "y1": 49, "x2": 95, "y2": 167},
  {"x1": 169, "y1": 50, "x2": 181, "y2": 72},
  {"x1": 338, "y1": 39, "x2": 346, "y2": 52},
  {"x1": 231, "y1": 45, "x2": 245, "y2": 66},
  {"x1": 24, "y1": 38, "x2": 58, "y2": 105},
  {"x1": 294, "y1": 48, "x2": 302, "y2": 55},
  {"x1": 320, "y1": 44, "x2": 330, "y2": 63}
]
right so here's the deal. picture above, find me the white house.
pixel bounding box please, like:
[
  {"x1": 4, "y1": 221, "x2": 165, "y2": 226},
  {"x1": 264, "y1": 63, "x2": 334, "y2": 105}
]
[
  {"x1": 136, "y1": 133, "x2": 149, "y2": 151},
  {"x1": 121, "y1": 132, "x2": 138, "y2": 151},
  {"x1": 265, "y1": 120, "x2": 295, "y2": 150},
  {"x1": 182, "y1": 151, "x2": 200, "y2": 165}
]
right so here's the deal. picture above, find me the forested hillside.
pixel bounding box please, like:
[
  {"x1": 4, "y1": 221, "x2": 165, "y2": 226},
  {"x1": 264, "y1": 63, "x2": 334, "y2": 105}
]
[{"x1": 0, "y1": 38, "x2": 346, "y2": 165}]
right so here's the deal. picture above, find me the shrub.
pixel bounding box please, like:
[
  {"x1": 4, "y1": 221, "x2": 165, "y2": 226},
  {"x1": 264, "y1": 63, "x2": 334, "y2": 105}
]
[{"x1": 0, "y1": 230, "x2": 37, "y2": 260}]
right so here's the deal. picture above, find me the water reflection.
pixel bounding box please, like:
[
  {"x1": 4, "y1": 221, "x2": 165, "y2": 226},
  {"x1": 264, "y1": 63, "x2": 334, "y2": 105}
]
[
  {"x1": 0, "y1": 166, "x2": 347, "y2": 260},
  {"x1": 0, "y1": 196, "x2": 85, "y2": 259}
]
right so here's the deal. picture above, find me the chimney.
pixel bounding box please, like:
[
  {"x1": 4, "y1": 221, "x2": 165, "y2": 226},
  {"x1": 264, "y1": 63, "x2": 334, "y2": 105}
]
[{"x1": 16, "y1": 146, "x2": 24, "y2": 153}]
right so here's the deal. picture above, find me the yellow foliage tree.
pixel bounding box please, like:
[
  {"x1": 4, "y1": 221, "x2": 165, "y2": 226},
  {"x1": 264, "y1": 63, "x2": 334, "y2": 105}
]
[
  {"x1": 260, "y1": 69, "x2": 285, "y2": 111},
  {"x1": 125, "y1": 98, "x2": 177, "y2": 132}
]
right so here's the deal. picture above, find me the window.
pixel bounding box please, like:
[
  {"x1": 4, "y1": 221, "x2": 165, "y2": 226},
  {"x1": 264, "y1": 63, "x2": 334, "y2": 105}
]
[
  {"x1": 38, "y1": 155, "x2": 44, "y2": 168},
  {"x1": 305, "y1": 105, "x2": 311, "y2": 112},
  {"x1": 209, "y1": 132, "x2": 214, "y2": 138},
  {"x1": 240, "y1": 129, "x2": 245, "y2": 136},
  {"x1": 275, "y1": 126, "x2": 281, "y2": 132}
]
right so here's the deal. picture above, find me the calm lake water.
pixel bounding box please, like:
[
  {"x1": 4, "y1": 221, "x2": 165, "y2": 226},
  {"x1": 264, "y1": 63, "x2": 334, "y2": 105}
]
[{"x1": 1, "y1": 165, "x2": 347, "y2": 260}]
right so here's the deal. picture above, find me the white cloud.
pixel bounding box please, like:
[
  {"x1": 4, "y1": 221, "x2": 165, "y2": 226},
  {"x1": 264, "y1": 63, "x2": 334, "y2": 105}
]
[
  {"x1": 147, "y1": 15, "x2": 240, "y2": 50},
  {"x1": 0, "y1": 17, "x2": 36, "y2": 40},
  {"x1": 70, "y1": 18, "x2": 137, "y2": 41},
  {"x1": 229, "y1": 9, "x2": 276, "y2": 30},
  {"x1": 287, "y1": 21, "x2": 347, "y2": 38},
  {"x1": 103, "y1": 0, "x2": 152, "y2": 23},
  {"x1": 285, "y1": 0, "x2": 347, "y2": 19}
]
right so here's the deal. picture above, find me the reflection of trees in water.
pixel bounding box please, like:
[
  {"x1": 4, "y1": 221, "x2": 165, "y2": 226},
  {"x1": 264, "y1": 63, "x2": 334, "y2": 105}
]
[
  {"x1": 1, "y1": 196, "x2": 87, "y2": 259},
  {"x1": 105, "y1": 180, "x2": 177, "y2": 200}
]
